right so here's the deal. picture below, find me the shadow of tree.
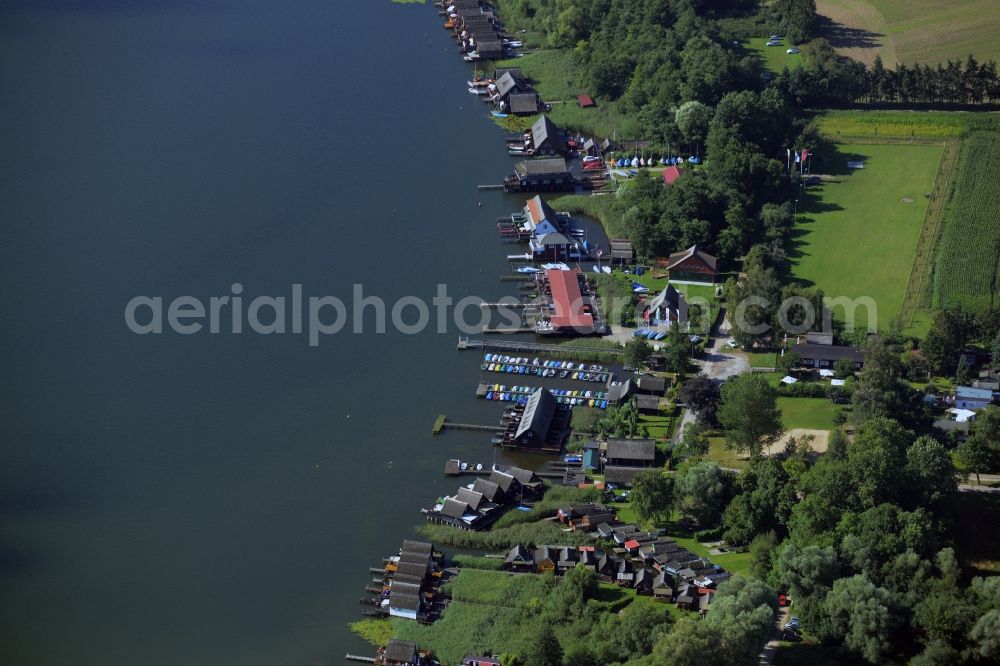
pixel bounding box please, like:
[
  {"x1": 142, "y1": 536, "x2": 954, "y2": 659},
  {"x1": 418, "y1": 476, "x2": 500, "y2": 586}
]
[{"x1": 816, "y1": 15, "x2": 885, "y2": 51}]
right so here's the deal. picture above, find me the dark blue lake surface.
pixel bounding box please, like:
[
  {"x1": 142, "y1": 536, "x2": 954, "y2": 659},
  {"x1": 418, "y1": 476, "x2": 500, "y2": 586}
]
[{"x1": 0, "y1": 1, "x2": 589, "y2": 663}]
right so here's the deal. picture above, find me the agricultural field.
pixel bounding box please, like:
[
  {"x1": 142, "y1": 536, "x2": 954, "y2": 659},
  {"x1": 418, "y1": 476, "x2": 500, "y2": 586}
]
[
  {"x1": 789, "y1": 142, "x2": 943, "y2": 332},
  {"x1": 815, "y1": 109, "x2": 970, "y2": 140},
  {"x1": 739, "y1": 37, "x2": 803, "y2": 74},
  {"x1": 933, "y1": 129, "x2": 1000, "y2": 311},
  {"x1": 815, "y1": 0, "x2": 1000, "y2": 66}
]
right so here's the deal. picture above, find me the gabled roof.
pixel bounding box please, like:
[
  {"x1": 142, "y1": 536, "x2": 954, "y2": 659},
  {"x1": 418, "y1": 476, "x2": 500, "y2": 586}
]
[
  {"x1": 606, "y1": 438, "x2": 656, "y2": 461},
  {"x1": 517, "y1": 158, "x2": 569, "y2": 177},
  {"x1": 509, "y1": 92, "x2": 539, "y2": 114},
  {"x1": 455, "y1": 487, "x2": 486, "y2": 511},
  {"x1": 662, "y1": 165, "x2": 681, "y2": 185},
  {"x1": 666, "y1": 244, "x2": 717, "y2": 272},
  {"x1": 505, "y1": 466, "x2": 538, "y2": 485},
  {"x1": 506, "y1": 544, "x2": 533, "y2": 563},
  {"x1": 395, "y1": 561, "x2": 428, "y2": 578},
  {"x1": 472, "y1": 478, "x2": 503, "y2": 502},
  {"x1": 489, "y1": 469, "x2": 517, "y2": 493},
  {"x1": 578, "y1": 93, "x2": 595, "y2": 107},
  {"x1": 494, "y1": 67, "x2": 522, "y2": 81},
  {"x1": 401, "y1": 540, "x2": 433, "y2": 556},
  {"x1": 441, "y1": 498, "x2": 471, "y2": 519},
  {"x1": 526, "y1": 195, "x2": 557, "y2": 228},
  {"x1": 604, "y1": 466, "x2": 647, "y2": 484},
  {"x1": 547, "y1": 269, "x2": 594, "y2": 330},
  {"x1": 384, "y1": 640, "x2": 418, "y2": 663},
  {"x1": 494, "y1": 71, "x2": 521, "y2": 97},
  {"x1": 531, "y1": 114, "x2": 563, "y2": 151},
  {"x1": 389, "y1": 591, "x2": 421, "y2": 611},
  {"x1": 515, "y1": 388, "x2": 556, "y2": 441},
  {"x1": 637, "y1": 376, "x2": 666, "y2": 394}
]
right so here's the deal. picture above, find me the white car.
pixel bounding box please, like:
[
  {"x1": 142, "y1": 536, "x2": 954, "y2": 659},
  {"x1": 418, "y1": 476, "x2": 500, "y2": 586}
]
[
  {"x1": 787, "y1": 47, "x2": 800, "y2": 54},
  {"x1": 784, "y1": 617, "x2": 800, "y2": 631},
  {"x1": 725, "y1": 338, "x2": 738, "y2": 349}
]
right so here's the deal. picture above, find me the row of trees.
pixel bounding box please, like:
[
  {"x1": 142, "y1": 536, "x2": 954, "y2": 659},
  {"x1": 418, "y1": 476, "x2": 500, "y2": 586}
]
[{"x1": 776, "y1": 40, "x2": 1000, "y2": 106}]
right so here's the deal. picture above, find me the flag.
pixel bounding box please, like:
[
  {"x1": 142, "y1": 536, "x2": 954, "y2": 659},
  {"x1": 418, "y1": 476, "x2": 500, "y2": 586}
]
[{"x1": 794, "y1": 151, "x2": 801, "y2": 163}]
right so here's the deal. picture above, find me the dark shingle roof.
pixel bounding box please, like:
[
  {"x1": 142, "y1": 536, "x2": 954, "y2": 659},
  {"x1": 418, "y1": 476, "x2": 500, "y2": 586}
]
[
  {"x1": 517, "y1": 158, "x2": 569, "y2": 177},
  {"x1": 606, "y1": 438, "x2": 656, "y2": 461},
  {"x1": 455, "y1": 487, "x2": 486, "y2": 511},
  {"x1": 791, "y1": 343, "x2": 864, "y2": 363},
  {"x1": 441, "y1": 498, "x2": 470, "y2": 519},
  {"x1": 509, "y1": 92, "x2": 539, "y2": 114},
  {"x1": 472, "y1": 478, "x2": 503, "y2": 502},
  {"x1": 384, "y1": 639, "x2": 418, "y2": 663},
  {"x1": 515, "y1": 389, "x2": 556, "y2": 441}
]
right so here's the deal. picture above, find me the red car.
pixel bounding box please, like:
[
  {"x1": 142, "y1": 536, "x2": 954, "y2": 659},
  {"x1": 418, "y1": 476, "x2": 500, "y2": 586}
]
[{"x1": 778, "y1": 593, "x2": 789, "y2": 607}]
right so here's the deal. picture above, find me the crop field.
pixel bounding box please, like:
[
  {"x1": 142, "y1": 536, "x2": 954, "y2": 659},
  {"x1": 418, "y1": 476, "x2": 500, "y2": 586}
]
[
  {"x1": 815, "y1": 0, "x2": 1000, "y2": 66},
  {"x1": 816, "y1": 110, "x2": 970, "y2": 140},
  {"x1": 790, "y1": 142, "x2": 943, "y2": 332},
  {"x1": 933, "y1": 130, "x2": 1000, "y2": 310}
]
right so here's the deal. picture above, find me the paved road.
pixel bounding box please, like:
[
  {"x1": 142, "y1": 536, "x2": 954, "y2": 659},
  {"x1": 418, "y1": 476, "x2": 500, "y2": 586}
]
[{"x1": 676, "y1": 311, "x2": 750, "y2": 438}]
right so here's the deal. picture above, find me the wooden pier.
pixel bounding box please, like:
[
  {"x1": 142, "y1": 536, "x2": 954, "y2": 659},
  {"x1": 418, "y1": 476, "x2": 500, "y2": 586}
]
[
  {"x1": 344, "y1": 654, "x2": 376, "y2": 664},
  {"x1": 499, "y1": 275, "x2": 534, "y2": 282},
  {"x1": 457, "y1": 336, "x2": 623, "y2": 355},
  {"x1": 477, "y1": 184, "x2": 505, "y2": 190},
  {"x1": 434, "y1": 416, "x2": 504, "y2": 433}
]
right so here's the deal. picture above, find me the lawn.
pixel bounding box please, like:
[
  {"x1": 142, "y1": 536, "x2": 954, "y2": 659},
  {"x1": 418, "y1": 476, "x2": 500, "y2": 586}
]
[
  {"x1": 739, "y1": 37, "x2": 803, "y2": 73},
  {"x1": 815, "y1": 0, "x2": 1000, "y2": 66},
  {"x1": 777, "y1": 397, "x2": 838, "y2": 431},
  {"x1": 491, "y1": 49, "x2": 627, "y2": 138},
  {"x1": 707, "y1": 433, "x2": 751, "y2": 471},
  {"x1": 789, "y1": 142, "x2": 943, "y2": 332}
]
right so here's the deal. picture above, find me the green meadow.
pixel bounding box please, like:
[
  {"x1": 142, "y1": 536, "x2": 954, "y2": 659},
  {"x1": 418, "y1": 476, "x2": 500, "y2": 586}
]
[{"x1": 790, "y1": 142, "x2": 942, "y2": 331}]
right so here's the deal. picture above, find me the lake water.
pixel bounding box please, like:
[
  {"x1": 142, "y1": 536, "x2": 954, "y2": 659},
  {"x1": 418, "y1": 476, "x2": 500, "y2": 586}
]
[{"x1": 0, "y1": 1, "x2": 609, "y2": 663}]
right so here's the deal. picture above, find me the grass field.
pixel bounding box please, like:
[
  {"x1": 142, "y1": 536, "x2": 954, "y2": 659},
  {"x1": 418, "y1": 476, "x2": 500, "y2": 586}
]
[
  {"x1": 790, "y1": 142, "x2": 943, "y2": 332},
  {"x1": 777, "y1": 397, "x2": 837, "y2": 430},
  {"x1": 739, "y1": 37, "x2": 803, "y2": 73},
  {"x1": 815, "y1": 0, "x2": 1000, "y2": 66},
  {"x1": 492, "y1": 49, "x2": 627, "y2": 138},
  {"x1": 815, "y1": 110, "x2": 971, "y2": 140}
]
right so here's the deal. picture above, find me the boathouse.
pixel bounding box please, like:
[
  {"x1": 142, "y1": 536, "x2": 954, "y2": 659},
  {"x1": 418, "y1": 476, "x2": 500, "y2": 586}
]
[
  {"x1": 475, "y1": 38, "x2": 504, "y2": 60},
  {"x1": 604, "y1": 438, "x2": 656, "y2": 487},
  {"x1": 665, "y1": 245, "x2": 717, "y2": 282},
  {"x1": 539, "y1": 268, "x2": 595, "y2": 335},
  {"x1": 513, "y1": 388, "x2": 557, "y2": 448},
  {"x1": 492, "y1": 71, "x2": 525, "y2": 103},
  {"x1": 609, "y1": 238, "x2": 635, "y2": 264},
  {"x1": 382, "y1": 639, "x2": 419, "y2": 665},
  {"x1": 508, "y1": 92, "x2": 540, "y2": 115},
  {"x1": 646, "y1": 284, "x2": 689, "y2": 327},
  {"x1": 528, "y1": 115, "x2": 565, "y2": 155},
  {"x1": 508, "y1": 158, "x2": 573, "y2": 192}
]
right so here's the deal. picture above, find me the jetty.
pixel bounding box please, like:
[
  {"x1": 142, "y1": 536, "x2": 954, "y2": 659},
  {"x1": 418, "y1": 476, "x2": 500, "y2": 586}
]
[{"x1": 457, "y1": 336, "x2": 623, "y2": 355}]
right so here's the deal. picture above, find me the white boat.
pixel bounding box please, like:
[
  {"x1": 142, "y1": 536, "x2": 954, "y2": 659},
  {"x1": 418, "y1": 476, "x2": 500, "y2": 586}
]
[
  {"x1": 468, "y1": 87, "x2": 488, "y2": 95},
  {"x1": 592, "y1": 265, "x2": 600, "y2": 273},
  {"x1": 602, "y1": 266, "x2": 611, "y2": 274},
  {"x1": 516, "y1": 266, "x2": 540, "y2": 273}
]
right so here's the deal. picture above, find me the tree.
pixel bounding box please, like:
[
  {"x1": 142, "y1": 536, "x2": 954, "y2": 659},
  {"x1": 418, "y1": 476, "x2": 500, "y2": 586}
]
[
  {"x1": 749, "y1": 530, "x2": 779, "y2": 581},
  {"x1": 624, "y1": 337, "x2": 653, "y2": 370},
  {"x1": 957, "y1": 407, "x2": 1000, "y2": 484},
  {"x1": 675, "y1": 100, "x2": 713, "y2": 152},
  {"x1": 523, "y1": 624, "x2": 562, "y2": 666},
  {"x1": 833, "y1": 357, "x2": 855, "y2": 379},
  {"x1": 774, "y1": 543, "x2": 841, "y2": 631},
  {"x1": 678, "y1": 375, "x2": 721, "y2": 425},
  {"x1": 717, "y1": 373, "x2": 783, "y2": 458},
  {"x1": 922, "y1": 306, "x2": 976, "y2": 376},
  {"x1": 845, "y1": 417, "x2": 911, "y2": 509},
  {"x1": 675, "y1": 461, "x2": 732, "y2": 526},
  {"x1": 822, "y1": 574, "x2": 899, "y2": 664},
  {"x1": 903, "y1": 436, "x2": 957, "y2": 508},
  {"x1": 701, "y1": 577, "x2": 778, "y2": 665},
  {"x1": 992, "y1": 330, "x2": 1000, "y2": 372},
  {"x1": 723, "y1": 457, "x2": 797, "y2": 545},
  {"x1": 631, "y1": 469, "x2": 674, "y2": 524},
  {"x1": 664, "y1": 324, "x2": 690, "y2": 377},
  {"x1": 776, "y1": 350, "x2": 800, "y2": 377},
  {"x1": 677, "y1": 422, "x2": 709, "y2": 460}
]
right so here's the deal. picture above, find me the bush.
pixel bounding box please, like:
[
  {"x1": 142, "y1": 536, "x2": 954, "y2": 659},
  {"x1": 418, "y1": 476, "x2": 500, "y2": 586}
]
[{"x1": 695, "y1": 526, "x2": 725, "y2": 542}]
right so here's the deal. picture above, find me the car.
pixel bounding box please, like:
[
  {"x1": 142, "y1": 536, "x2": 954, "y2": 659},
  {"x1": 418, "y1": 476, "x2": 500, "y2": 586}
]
[
  {"x1": 766, "y1": 40, "x2": 781, "y2": 47},
  {"x1": 725, "y1": 338, "x2": 738, "y2": 349},
  {"x1": 787, "y1": 47, "x2": 800, "y2": 54},
  {"x1": 784, "y1": 617, "x2": 800, "y2": 631},
  {"x1": 770, "y1": 34, "x2": 782, "y2": 40},
  {"x1": 778, "y1": 593, "x2": 789, "y2": 607}
]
